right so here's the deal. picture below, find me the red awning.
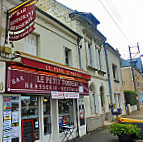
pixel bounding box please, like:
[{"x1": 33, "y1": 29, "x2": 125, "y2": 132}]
[{"x1": 21, "y1": 57, "x2": 91, "y2": 80}]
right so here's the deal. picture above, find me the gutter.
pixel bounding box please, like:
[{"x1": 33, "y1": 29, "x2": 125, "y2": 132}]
[{"x1": 104, "y1": 43, "x2": 113, "y2": 110}]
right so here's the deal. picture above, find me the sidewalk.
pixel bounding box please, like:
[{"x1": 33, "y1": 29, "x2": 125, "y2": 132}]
[
  {"x1": 69, "y1": 125, "x2": 119, "y2": 142},
  {"x1": 122, "y1": 107, "x2": 143, "y2": 120},
  {"x1": 69, "y1": 108, "x2": 143, "y2": 142}
]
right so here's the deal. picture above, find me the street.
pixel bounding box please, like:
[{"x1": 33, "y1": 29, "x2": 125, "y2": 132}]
[
  {"x1": 69, "y1": 108, "x2": 143, "y2": 142},
  {"x1": 69, "y1": 126, "x2": 119, "y2": 142}
]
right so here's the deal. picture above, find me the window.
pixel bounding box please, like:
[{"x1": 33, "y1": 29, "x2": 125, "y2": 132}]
[
  {"x1": 43, "y1": 96, "x2": 51, "y2": 135},
  {"x1": 85, "y1": 42, "x2": 95, "y2": 68},
  {"x1": 96, "y1": 49, "x2": 104, "y2": 72},
  {"x1": 89, "y1": 84, "x2": 96, "y2": 115},
  {"x1": 25, "y1": 34, "x2": 38, "y2": 56},
  {"x1": 58, "y1": 99, "x2": 74, "y2": 132},
  {"x1": 65, "y1": 47, "x2": 72, "y2": 66},
  {"x1": 100, "y1": 86, "x2": 104, "y2": 107},
  {"x1": 112, "y1": 64, "x2": 119, "y2": 81},
  {"x1": 21, "y1": 96, "x2": 39, "y2": 140},
  {"x1": 88, "y1": 44, "x2": 92, "y2": 65}
]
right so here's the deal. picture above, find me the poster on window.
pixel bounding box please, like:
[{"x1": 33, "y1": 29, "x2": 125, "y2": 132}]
[
  {"x1": 3, "y1": 96, "x2": 19, "y2": 142},
  {"x1": 79, "y1": 98, "x2": 85, "y2": 126}
]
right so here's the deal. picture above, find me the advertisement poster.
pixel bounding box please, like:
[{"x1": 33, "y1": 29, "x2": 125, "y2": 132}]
[
  {"x1": 3, "y1": 96, "x2": 19, "y2": 142},
  {"x1": 3, "y1": 120, "x2": 11, "y2": 130},
  {"x1": 11, "y1": 126, "x2": 19, "y2": 138},
  {"x1": 79, "y1": 98, "x2": 85, "y2": 126},
  {"x1": 3, "y1": 138, "x2": 11, "y2": 142},
  {"x1": 12, "y1": 111, "x2": 19, "y2": 123},
  {"x1": 3, "y1": 97, "x2": 12, "y2": 110},
  {"x1": 4, "y1": 111, "x2": 11, "y2": 120},
  {"x1": 3, "y1": 129, "x2": 11, "y2": 139}
]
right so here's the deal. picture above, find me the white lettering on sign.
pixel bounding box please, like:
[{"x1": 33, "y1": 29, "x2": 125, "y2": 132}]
[{"x1": 11, "y1": 76, "x2": 24, "y2": 85}]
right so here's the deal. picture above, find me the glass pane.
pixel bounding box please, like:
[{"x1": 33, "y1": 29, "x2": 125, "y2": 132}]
[
  {"x1": 43, "y1": 97, "x2": 51, "y2": 135},
  {"x1": 58, "y1": 99, "x2": 74, "y2": 132},
  {"x1": 21, "y1": 96, "x2": 39, "y2": 140}
]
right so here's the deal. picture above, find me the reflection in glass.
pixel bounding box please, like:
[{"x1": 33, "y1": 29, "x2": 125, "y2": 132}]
[
  {"x1": 21, "y1": 96, "x2": 39, "y2": 140},
  {"x1": 43, "y1": 96, "x2": 51, "y2": 135}
]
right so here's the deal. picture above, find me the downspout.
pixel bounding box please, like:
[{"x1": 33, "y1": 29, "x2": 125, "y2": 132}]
[
  {"x1": 77, "y1": 37, "x2": 82, "y2": 70},
  {"x1": 104, "y1": 43, "x2": 113, "y2": 111},
  {"x1": 0, "y1": 0, "x2": 2, "y2": 46}
]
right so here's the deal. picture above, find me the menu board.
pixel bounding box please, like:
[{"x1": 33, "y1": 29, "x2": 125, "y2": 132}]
[{"x1": 21, "y1": 119, "x2": 35, "y2": 142}]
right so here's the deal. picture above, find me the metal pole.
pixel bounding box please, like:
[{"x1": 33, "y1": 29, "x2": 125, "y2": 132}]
[
  {"x1": 129, "y1": 46, "x2": 137, "y2": 92},
  {"x1": 0, "y1": 0, "x2": 2, "y2": 46}
]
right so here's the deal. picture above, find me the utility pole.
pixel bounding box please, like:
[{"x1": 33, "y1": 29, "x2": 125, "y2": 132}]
[{"x1": 128, "y1": 43, "x2": 140, "y2": 109}]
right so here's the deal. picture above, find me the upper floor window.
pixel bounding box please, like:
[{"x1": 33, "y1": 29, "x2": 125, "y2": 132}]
[
  {"x1": 65, "y1": 47, "x2": 72, "y2": 66},
  {"x1": 96, "y1": 49, "x2": 105, "y2": 72},
  {"x1": 112, "y1": 64, "x2": 119, "y2": 82},
  {"x1": 85, "y1": 42, "x2": 95, "y2": 68},
  {"x1": 25, "y1": 34, "x2": 38, "y2": 56}
]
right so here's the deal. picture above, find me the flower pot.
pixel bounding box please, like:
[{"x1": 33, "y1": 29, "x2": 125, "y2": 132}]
[{"x1": 117, "y1": 134, "x2": 131, "y2": 142}]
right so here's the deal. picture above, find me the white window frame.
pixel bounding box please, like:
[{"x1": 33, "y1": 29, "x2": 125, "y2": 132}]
[{"x1": 64, "y1": 47, "x2": 72, "y2": 66}]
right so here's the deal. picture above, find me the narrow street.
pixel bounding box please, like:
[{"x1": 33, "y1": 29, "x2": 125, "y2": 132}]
[{"x1": 69, "y1": 108, "x2": 143, "y2": 142}]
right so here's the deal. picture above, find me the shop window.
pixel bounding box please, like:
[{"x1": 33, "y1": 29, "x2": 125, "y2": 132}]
[
  {"x1": 21, "y1": 96, "x2": 39, "y2": 140},
  {"x1": 43, "y1": 96, "x2": 51, "y2": 135},
  {"x1": 65, "y1": 47, "x2": 72, "y2": 66},
  {"x1": 58, "y1": 99, "x2": 74, "y2": 132},
  {"x1": 3, "y1": 96, "x2": 19, "y2": 142},
  {"x1": 25, "y1": 34, "x2": 38, "y2": 56}
]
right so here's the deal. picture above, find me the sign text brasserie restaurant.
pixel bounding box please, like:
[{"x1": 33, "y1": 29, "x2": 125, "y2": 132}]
[{"x1": 2, "y1": 57, "x2": 91, "y2": 142}]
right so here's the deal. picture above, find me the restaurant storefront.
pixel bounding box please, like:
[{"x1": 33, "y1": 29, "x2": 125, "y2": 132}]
[{"x1": 0, "y1": 56, "x2": 91, "y2": 142}]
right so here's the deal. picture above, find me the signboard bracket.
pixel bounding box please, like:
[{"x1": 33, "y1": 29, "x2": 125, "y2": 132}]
[{"x1": 4, "y1": 11, "x2": 9, "y2": 45}]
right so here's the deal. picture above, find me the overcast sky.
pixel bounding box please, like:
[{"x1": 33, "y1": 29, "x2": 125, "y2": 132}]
[{"x1": 57, "y1": 0, "x2": 143, "y2": 59}]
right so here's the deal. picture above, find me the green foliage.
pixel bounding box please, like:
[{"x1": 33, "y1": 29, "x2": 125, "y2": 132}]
[
  {"x1": 124, "y1": 90, "x2": 138, "y2": 106},
  {"x1": 109, "y1": 123, "x2": 141, "y2": 138}
]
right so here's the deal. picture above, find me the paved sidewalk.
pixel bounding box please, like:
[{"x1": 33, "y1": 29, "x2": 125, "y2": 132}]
[
  {"x1": 122, "y1": 107, "x2": 143, "y2": 120},
  {"x1": 69, "y1": 126, "x2": 119, "y2": 142},
  {"x1": 69, "y1": 108, "x2": 143, "y2": 142}
]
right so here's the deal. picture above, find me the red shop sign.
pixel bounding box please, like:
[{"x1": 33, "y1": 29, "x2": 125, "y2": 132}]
[
  {"x1": 21, "y1": 57, "x2": 91, "y2": 80},
  {"x1": 9, "y1": 4, "x2": 35, "y2": 32},
  {"x1": 6, "y1": 65, "x2": 89, "y2": 94},
  {"x1": 9, "y1": 23, "x2": 35, "y2": 41}
]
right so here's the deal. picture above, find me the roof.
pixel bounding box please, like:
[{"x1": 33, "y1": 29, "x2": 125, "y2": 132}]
[
  {"x1": 70, "y1": 11, "x2": 100, "y2": 25},
  {"x1": 105, "y1": 43, "x2": 120, "y2": 57},
  {"x1": 120, "y1": 57, "x2": 143, "y2": 73},
  {"x1": 35, "y1": 7, "x2": 82, "y2": 39},
  {"x1": 69, "y1": 10, "x2": 106, "y2": 40}
]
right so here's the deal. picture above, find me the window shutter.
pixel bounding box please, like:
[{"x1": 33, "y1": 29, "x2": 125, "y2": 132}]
[
  {"x1": 90, "y1": 45, "x2": 96, "y2": 68},
  {"x1": 96, "y1": 49, "x2": 100, "y2": 70},
  {"x1": 100, "y1": 51, "x2": 105, "y2": 72},
  {"x1": 85, "y1": 42, "x2": 90, "y2": 67}
]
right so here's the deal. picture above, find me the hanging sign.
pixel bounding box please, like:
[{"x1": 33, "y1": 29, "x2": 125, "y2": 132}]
[
  {"x1": 9, "y1": 23, "x2": 35, "y2": 41},
  {"x1": 9, "y1": 4, "x2": 35, "y2": 32}
]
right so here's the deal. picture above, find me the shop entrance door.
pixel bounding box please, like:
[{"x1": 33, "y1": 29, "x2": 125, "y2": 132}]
[
  {"x1": 43, "y1": 96, "x2": 52, "y2": 142},
  {"x1": 77, "y1": 97, "x2": 86, "y2": 137}
]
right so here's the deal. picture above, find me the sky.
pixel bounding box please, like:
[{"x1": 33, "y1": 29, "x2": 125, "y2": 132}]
[{"x1": 57, "y1": 0, "x2": 143, "y2": 59}]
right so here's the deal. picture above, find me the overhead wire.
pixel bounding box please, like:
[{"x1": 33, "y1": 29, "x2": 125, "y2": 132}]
[
  {"x1": 97, "y1": 0, "x2": 131, "y2": 45},
  {"x1": 104, "y1": 0, "x2": 122, "y2": 22}
]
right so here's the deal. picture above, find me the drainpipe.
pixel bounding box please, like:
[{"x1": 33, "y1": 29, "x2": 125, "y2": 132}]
[
  {"x1": 77, "y1": 38, "x2": 82, "y2": 70},
  {"x1": 104, "y1": 43, "x2": 113, "y2": 111},
  {"x1": 0, "y1": 0, "x2": 2, "y2": 46}
]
